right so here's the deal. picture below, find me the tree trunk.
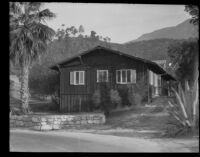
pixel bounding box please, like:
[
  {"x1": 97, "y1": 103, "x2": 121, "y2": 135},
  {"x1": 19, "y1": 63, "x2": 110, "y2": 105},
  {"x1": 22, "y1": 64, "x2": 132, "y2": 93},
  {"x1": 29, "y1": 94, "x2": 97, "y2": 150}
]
[{"x1": 20, "y1": 64, "x2": 30, "y2": 114}]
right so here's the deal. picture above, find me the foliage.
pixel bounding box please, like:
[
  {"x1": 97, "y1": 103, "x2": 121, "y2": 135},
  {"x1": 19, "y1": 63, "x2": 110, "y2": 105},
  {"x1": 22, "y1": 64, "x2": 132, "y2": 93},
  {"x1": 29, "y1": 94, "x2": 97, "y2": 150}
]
[
  {"x1": 9, "y1": 2, "x2": 56, "y2": 114},
  {"x1": 127, "y1": 85, "x2": 136, "y2": 106},
  {"x1": 29, "y1": 63, "x2": 59, "y2": 95},
  {"x1": 185, "y1": 5, "x2": 199, "y2": 26},
  {"x1": 127, "y1": 77, "x2": 149, "y2": 106},
  {"x1": 110, "y1": 89, "x2": 121, "y2": 108},
  {"x1": 167, "y1": 39, "x2": 198, "y2": 87},
  {"x1": 92, "y1": 83, "x2": 120, "y2": 116},
  {"x1": 10, "y1": 2, "x2": 56, "y2": 66},
  {"x1": 92, "y1": 89, "x2": 101, "y2": 110},
  {"x1": 164, "y1": 119, "x2": 193, "y2": 137},
  {"x1": 118, "y1": 87, "x2": 131, "y2": 107},
  {"x1": 55, "y1": 24, "x2": 111, "y2": 42},
  {"x1": 78, "y1": 25, "x2": 84, "y2": 34},
  {"x1": 99, "y1": 83, "x2": 112, "y2": 116},
  {"x1": 165, "y1": 78, "x2": 199, "y2": 137}
]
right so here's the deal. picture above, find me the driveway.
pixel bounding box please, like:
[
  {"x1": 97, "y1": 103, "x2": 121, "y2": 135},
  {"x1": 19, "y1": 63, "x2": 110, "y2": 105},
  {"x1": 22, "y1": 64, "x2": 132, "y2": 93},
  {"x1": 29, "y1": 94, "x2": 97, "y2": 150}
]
[{"x1": 10, "y1": 129, "x2": 198, "y2": 152}]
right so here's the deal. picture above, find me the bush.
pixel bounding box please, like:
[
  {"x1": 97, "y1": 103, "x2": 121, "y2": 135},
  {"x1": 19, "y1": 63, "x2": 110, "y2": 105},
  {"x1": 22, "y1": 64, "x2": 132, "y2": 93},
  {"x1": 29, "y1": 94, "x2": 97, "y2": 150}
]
[
  {"x1": 127, "y1": 84, "x2": 144, "y2": 106},
  {"x1": 92, "y1": 89, "x2": 101, "y2": 110},
  {"x1": 110, "y1": 89, "x2": 121, "y2": 109},
  {"x1": 92, "y1": 83, "x2": 118, "y2": 116},
  {"x1": 118, "y1": 87, "x2": 131, "y2": 107},
  {"x1": 29, "y1": 63, "x2": 59, "y2": 96},
  {"x1": 126, "y1": 77, "x2": 148, "y2": 106},
  {"x1": 99, "y1": 83, "x2": 111, "y2": 116},
  {"x1": 134, "y1": 78, "x2": 148, "y2": 103},
  {"x1": 163, "y1": 119, "x2": 193, "y2": 138},
  {"x1": 165, "y1": 78, "x2": 199, "y2": 137}
]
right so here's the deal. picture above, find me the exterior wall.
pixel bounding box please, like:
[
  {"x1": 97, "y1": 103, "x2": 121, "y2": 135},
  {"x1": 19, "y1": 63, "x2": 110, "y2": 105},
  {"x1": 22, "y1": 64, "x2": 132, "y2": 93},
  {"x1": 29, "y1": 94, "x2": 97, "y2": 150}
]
[
  {"x1": 10, "y1": 113, "x2": 105, "y2": 131},
  {"x1": 59, "y1": 50, "x2": 148, "y2": 112},
  {"x1": 148, "y1": 69, "x2": 170, "y2": 99}
]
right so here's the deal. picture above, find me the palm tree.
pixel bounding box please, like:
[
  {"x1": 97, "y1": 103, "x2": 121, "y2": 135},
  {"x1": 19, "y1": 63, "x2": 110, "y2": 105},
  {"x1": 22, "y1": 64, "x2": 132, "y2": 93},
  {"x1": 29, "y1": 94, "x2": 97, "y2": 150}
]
[{"x1": 10, "y1": 2, "x2": 56, "y2": 114}]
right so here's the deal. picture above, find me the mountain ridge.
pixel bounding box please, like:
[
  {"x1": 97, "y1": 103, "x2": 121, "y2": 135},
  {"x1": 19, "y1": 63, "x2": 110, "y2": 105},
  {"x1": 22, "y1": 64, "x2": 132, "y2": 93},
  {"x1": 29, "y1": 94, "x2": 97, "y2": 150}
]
[{"x1": 125, "y1": 19, "x2": 198, "y2": 43}]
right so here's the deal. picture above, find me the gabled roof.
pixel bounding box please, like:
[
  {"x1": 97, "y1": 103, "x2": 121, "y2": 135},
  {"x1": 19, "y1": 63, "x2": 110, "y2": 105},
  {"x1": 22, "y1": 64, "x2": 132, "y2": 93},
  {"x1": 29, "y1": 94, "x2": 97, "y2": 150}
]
[{"x1": 50, "y1": 45, "x2": 176, "y2": 81}]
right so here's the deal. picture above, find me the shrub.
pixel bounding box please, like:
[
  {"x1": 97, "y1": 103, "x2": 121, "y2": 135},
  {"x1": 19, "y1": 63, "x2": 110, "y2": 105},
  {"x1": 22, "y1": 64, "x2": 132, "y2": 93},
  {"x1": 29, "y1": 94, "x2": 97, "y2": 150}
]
[
  {"x1": 126, "y1": 77, "x2": 149, "y2": 106},
  {"x1": 92, "y1": 89, "x2": 101, "y2": 110},
  {"x1": 118, "y1": 87, "x2": 131, "y2": 107},
  {"x1": 29, "y1": 63, "x2": 59, "y2": 96},
  {"x1": 99, "y1": 83, "x2": 111, "y2": 116},
  {"x1": 127, "y1": 84, "x2": 144, "y2": 106},
  {"x1": 165, "y1": 78, "x2": 199, "y2": 137},
  {"x1": 110, "y1": 89, "x2": 121, "y2": 108},
  {"x1": 127, "y1": 85, "x2": 136, "y2": 106},
  {"x1": 135, "y1": 78, "x2": 149, "y2": 103}
]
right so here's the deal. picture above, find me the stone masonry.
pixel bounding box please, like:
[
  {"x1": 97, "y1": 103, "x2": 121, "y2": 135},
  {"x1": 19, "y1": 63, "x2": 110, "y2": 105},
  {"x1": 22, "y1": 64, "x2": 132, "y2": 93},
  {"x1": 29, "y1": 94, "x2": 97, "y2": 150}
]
[{"x1": 10, "y1": 113, "x2": 106, "y2": 131}]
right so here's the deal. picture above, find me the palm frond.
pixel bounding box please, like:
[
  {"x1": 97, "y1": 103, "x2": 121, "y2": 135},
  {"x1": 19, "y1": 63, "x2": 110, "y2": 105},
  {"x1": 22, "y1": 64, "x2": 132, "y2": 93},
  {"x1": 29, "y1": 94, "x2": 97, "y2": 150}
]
[
  {"x1": 28, "y1": 2, "x2": 43, "y2": 12},
  {"x1": 10, "y1": 2, "x2": 22, "y2": 16},
  {"x1": 38, "y1": 9, "x2": 56, "y2": 21},
  {"x1": 29, "y1": 22, "x2": 55, "y2": 41},
  {"x1": 10, "y1": 2, "x2": 55, "y2": 67}
]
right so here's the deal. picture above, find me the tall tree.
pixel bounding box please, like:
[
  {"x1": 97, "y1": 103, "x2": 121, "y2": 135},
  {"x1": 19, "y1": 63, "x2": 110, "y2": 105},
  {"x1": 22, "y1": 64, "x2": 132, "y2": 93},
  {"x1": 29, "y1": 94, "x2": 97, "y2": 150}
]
[
  {"x1": 167, "y1": 39, "x2": 198, "y2": 88},
  {"x1": 10, "y1": 2, "x2": 56, "y2": 114},
  {"x1": 184, "y1": 5, "x2": 199, "y2": 87},
  {"x1": 70, "y1": 26, "x2": 78, "y2": 36},
  {"x1": 78, "y1": 25, "x2": 84, "y2": 34},
  {"x1": 90, "y1": 30, "x2": 96, "y2": 39}
]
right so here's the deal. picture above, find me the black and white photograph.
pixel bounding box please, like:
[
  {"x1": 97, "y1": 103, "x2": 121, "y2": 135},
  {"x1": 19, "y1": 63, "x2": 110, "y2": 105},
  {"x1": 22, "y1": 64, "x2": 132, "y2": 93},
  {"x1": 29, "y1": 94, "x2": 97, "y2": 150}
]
[{"x1": 9, "y1": 2, "x2": 199, "y2": 152}]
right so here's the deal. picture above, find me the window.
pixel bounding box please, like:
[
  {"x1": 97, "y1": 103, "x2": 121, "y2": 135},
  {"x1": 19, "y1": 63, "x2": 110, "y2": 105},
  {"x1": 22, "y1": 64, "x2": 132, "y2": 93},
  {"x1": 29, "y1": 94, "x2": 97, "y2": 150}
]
[
  {"x1": 70, "y1": 71, "x2": 85, "y2": 85},
  {"x1": 97, "y1": 70, "x2": 108, "y2": 82},
  {"x1": 116, "y1": 69, "x2": 136, "y2": 84}
]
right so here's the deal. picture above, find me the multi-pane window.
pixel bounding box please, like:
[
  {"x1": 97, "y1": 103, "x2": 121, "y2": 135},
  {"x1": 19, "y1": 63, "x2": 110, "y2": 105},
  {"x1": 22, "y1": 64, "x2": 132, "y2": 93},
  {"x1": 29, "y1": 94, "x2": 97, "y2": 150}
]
[
  {"x1": 97, "y1": 70, "x2": 108, "y2": 82},
  {"x1": 116, "y1": 69, "x2": 136, "y2": 84},
  {"x1": 70, "y1": 71, "x2": 85, "y2": 85}
]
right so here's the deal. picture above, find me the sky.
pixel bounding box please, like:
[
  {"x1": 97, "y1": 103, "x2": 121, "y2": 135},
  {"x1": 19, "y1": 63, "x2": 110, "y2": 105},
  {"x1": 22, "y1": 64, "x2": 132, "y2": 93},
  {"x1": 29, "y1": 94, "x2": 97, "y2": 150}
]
[{"x1": 42, "y1": 3, "x2": 191, "y2": 44}]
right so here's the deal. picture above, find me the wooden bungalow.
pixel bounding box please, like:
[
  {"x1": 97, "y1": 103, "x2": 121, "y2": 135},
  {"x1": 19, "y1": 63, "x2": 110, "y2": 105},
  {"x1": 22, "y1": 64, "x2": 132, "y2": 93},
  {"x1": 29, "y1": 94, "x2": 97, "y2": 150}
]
[{"x1": 50, "y1": 46, "x2": 176, "y2": 112}]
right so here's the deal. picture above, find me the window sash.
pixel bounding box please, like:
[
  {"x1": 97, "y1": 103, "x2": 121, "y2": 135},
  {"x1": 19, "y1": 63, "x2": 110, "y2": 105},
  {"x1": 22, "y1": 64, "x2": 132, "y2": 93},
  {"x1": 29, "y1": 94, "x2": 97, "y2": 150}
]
[
  {"x1": 79, "y1": 71, "x2": 85, "y2": 85},
  {"x1": 116, "y1": 69, "x2": 136, "y2": 84},
  {"x1": 97, "y1": 70, "x2": 108, "y2": 82},
  {"x1": 131, "y1": 69, "x2": 136, "y2": 83},
  {"x1": 70, "y1": 71, "x2": 85, "y2": 85},
  {"x1": 70, "y1": 72, "x2": 74, "y2": 85}
]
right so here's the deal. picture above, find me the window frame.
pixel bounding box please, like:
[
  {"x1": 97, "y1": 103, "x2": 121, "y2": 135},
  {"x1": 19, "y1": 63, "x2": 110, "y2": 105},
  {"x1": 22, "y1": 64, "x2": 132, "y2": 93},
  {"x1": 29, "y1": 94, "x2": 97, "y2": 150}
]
[
  {"x1": 97, "y1": 70, "x2": 109, "y2": 83},
  {"x1": 116, "y1": 69, "x2": 136, "y2": 84},
  {"x1": 70, "y1": 71, "x2": 85, "y2": 85}
]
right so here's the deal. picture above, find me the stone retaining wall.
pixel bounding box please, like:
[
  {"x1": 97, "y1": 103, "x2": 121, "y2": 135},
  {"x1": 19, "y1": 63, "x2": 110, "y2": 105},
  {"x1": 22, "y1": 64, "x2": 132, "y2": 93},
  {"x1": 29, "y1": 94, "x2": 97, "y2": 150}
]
[{"x1": 10, "y1": 113, "x2": 105, "y2": 131}]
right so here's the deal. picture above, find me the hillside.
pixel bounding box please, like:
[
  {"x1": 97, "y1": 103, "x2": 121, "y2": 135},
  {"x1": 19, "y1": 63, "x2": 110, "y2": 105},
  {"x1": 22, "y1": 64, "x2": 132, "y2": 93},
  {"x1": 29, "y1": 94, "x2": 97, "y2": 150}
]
[
  {"x1": 10, "y1": 18, "x2": 198, "y2": 76},
  {"x1": 11, "y1": 36, "x2": 188, "y2": 78},
  {"x1": 42, "y1": 37, "x2": 183, "y2": 68},
  {"x1": 126, "y1": 19, "x2": 198, "y2": 43}
]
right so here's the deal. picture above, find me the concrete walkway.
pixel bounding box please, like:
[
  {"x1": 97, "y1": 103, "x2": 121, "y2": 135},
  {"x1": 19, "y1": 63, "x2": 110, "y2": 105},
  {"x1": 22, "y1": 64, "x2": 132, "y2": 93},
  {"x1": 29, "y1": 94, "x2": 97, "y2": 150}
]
[{"x1": 10, "y1": 129, "x2": 198, "y2": 152}]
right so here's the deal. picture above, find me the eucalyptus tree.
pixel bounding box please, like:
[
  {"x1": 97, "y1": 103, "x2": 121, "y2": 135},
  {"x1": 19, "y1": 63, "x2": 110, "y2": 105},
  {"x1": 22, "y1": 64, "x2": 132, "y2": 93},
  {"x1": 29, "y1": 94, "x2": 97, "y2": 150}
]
[{"x1": 10, "y1": 2, "x2": 56, "y2": 114}]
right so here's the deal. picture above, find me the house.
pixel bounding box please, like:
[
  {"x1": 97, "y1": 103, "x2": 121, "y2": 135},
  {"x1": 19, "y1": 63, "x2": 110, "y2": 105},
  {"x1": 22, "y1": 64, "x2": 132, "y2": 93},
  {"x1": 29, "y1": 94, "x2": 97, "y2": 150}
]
[{"x1": 50, "y1": 46, "x2": 176, "y2": 112}]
